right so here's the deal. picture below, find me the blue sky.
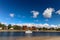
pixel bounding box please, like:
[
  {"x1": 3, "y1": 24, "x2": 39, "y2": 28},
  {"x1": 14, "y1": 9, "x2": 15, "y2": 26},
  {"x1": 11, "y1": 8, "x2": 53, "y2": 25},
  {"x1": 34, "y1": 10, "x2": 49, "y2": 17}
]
[{"x1": 0, "y1": 0, "x2": 60, "y2": 25}]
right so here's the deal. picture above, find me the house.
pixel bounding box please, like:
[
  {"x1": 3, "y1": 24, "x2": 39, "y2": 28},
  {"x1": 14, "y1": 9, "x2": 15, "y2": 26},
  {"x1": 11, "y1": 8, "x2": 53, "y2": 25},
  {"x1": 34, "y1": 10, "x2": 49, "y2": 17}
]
[
  {"x1": 0, "y1": 27, "x2": 2, "y2": 30},
  {"x1": 22, "y1": 25, "x2": 28, "y2": 30},
  {"x1": 10, "y1": 27, "x2": 14, "y2": 30}
]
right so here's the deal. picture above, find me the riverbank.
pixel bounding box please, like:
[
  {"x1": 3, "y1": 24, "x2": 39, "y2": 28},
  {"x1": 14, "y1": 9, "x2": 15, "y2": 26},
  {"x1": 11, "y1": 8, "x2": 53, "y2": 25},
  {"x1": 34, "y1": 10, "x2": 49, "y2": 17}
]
[
  {"x1": 0, "y1": 36, "x2": 60, "y2": 40},
  {"x1": 0, "y1": 30, "x2": 25, "y2": 32},
  {"x1": 0, "y1": 30, "x2": 60, "y2": 32},
  {"x1": 17, "y1": 36, "x2": 60, "y2": 40}
]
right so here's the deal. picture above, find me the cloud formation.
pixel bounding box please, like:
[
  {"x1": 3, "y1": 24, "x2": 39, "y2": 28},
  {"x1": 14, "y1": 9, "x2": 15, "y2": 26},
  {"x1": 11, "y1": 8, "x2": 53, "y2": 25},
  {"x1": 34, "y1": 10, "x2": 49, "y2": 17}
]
[
  {"x1": 10, "y1": 13, "x2": 14, "y2": 17},
  {"x1": 37, "y1": 23, "x2": 57, "y2": 28},
  {"x1": 56, "y1": 10, "x2": 60, "y2": 15},
  {"x1": 31, "y1": 10, "x2": 39, "y2": 18},
  {"x1": 43, "y1": 23, "x2": 49, "y2": 27},
  {"x1": 15, "y1": 23, "x2": 58, "y2": 28},
  {"x1": 43, "y1": 8, "x2": 54, "y2": 18},
  {"x1": 50, "y1": 25, "x2": 57, "y2": 28}
]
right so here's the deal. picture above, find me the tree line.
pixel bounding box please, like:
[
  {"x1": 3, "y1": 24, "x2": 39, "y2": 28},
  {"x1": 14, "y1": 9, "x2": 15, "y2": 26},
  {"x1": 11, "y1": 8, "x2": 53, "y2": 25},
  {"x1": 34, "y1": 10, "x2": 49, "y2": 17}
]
[{"x1": 0, "y1": 23, "x2": 60, "y2": 31}]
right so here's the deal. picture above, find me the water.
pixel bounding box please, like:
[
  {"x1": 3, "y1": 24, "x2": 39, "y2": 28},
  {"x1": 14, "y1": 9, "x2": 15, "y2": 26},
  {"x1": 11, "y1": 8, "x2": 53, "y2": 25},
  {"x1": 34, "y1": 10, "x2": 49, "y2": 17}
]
[
  {"x1": 0, "y1": 32, "x2": 60, "y2": 37},
  {"x1": 0, "y1": 32, "x2": 60, "y2": 40},
  {"x1": 0, "y1": 32, "x2": 25, "y2": 37},
  {"x1": 0, "y1": 32, "x2": 25, "y2": 40},
  {"x1": 32, "y1": 32, "x2": 60, "y2": 36}
]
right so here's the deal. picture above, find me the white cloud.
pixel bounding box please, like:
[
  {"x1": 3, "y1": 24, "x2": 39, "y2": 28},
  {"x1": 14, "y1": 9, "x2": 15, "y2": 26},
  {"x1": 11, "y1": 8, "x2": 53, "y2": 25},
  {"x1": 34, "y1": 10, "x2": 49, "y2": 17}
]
[
  {"x1": 36, "y1": 23, "x2": 57, "y2": 28},
  {"x1": 31, "y1": 10, "x2": 39, "y2": 18},
  {"x1": 50, "y1": 25, "x2": 57, "y2": 28},
  {"x1": 57, "y1": 24, "x2": 60, "y2": 28},
  {"x1": 56, "y1": 10, "x2": 60, "y2": 15},
  {"x1": 43, "y1": 23, "x2": 49, "y2": 28},
  {"x1": 37, "y1": 24, "x2": 43, "y2": 28},
  {"x1": 43, "y1": 8, "x2": 54, "y2": 18},
  {"x1": 10, "y1": 13, "x2": 14, "y2": 17},
  {"x1": 16, "y1": 24, "x2": 23, "y2": 27},
  {"x1": 16, "y1": 23, "x2": 33, "y2": 27},
  {"x1": 1, "y1": 22, "x2": 6, "y2": 24},
  {"x1": 43, "y1": 23, "x2": 49, "y2": 26}
]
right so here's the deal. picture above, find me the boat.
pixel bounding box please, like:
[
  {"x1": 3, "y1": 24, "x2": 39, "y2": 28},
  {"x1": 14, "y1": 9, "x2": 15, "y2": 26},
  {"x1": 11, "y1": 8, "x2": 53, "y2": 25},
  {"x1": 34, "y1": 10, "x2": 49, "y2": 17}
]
[{"x1": 25, "y1": 30, "x2": 32, "y2": 33}]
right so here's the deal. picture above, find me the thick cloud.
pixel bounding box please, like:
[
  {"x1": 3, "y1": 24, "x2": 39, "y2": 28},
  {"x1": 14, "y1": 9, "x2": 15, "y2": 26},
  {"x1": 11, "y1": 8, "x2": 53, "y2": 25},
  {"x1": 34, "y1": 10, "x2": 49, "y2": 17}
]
[
  {"x1": 43, "y1": 8, "x2": 54, "y2": 18},
  {"x1": 31, "y1": 10, "x2": 39, "y2": 18}
]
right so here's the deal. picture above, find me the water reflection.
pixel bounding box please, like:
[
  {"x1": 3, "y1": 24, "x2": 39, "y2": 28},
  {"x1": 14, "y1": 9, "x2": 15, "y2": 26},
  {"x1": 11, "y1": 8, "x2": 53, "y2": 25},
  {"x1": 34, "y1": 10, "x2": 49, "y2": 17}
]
[{"x1": 25, "y1": 33, "x2": 32, "y2": 37}]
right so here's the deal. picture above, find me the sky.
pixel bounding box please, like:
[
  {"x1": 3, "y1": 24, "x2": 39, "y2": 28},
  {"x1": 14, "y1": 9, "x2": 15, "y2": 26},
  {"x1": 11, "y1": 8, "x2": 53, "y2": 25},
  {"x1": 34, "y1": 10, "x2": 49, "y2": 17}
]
[{"x1": 0, "y1": 0, "x2": 60, "y2": 26}]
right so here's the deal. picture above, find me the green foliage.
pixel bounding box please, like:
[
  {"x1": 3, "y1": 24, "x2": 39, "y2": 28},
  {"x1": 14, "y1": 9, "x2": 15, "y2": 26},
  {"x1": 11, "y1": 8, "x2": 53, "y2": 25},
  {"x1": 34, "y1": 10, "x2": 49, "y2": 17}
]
[
  {"x1": 42, "y1": 27, "x2": 47, "y2": 30},
  {"x1": 0, "y1": 23, "x2": 2, "y2": 27},
  {"x1": 37, "y1": 28, "x2": 42, "y2": 30},
  {"x1": 13, "y1": 25, "x2": 22, "y2": 30},
  {"x1": 8, "y1": 24, "x2": 12, "y2": 29},
  {"x1": 48, "y1": 28, "x2": 54, "y2": 30},
  {"x1": 56, "y1": 28, "x2": 60, "y2": 31},
  {"x1": 2, "y1": 24, "x2": 6, "y2": 29}
]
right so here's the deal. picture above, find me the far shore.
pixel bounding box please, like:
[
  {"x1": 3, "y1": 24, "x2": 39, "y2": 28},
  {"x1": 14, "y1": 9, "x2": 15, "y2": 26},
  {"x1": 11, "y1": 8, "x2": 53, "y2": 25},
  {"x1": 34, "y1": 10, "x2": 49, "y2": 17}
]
[{"x1": 0, "y1": 30, "x2": 60, "y2": 32}]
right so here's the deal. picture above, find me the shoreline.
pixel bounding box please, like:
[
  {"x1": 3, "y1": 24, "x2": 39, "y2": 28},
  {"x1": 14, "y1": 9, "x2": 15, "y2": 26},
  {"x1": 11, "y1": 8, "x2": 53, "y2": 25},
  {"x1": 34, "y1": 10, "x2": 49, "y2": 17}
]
[
  {"x1": 0, "y1": 30, "x2": 60, "y2": 32},
  {"x1": 17, "y1": 36, "x2": 60, "y2": 40},
  {"x1": 0, "y1": 36, "x2": 60, "y2": 40}
]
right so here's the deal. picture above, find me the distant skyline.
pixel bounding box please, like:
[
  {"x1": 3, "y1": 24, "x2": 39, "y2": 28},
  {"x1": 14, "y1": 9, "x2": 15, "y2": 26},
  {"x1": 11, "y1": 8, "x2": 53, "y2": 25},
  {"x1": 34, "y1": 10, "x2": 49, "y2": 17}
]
[{"x1": 0, "y1": 0, "x2": 60, "y2": 26}]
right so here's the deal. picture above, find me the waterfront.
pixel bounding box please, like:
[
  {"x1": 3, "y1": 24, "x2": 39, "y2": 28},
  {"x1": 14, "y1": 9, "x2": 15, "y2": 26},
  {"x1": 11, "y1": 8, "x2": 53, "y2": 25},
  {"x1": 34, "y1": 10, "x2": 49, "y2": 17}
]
[
  {"x1": 0, "y1": 32, "x2": 60, "y2": 40},
  {"x1": 1, "y1": 32, "x2": 60, "y2": 37}
]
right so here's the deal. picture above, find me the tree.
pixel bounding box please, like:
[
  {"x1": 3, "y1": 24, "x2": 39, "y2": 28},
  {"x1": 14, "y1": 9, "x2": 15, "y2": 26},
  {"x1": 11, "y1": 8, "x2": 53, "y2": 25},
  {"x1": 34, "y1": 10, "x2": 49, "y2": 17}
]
[
  {"x1": 49, "y1": 27, "x2": 54, "y2": 30},
  {"x1": 42, "y1": 27, "x2": 47, "y2": 30},
  {"x1": 13, "y1": 25, "x2": 22, "y2": 30},
  {"x1": 38, "y1": 28, "x2": 42, "y2": 30},
  {"x1": 0, "y1": 23, "x2": 2, "y2": 27},
  {"x1": 2, "y1": 24, "x2": 6, "y2": 30},
  {"x1": 8, "y1": 24, "x2": 12, "y2": 29},
  {"x1": 56, "y1": 28, "x2": 60, "y2": 31},
  {"x1": 32, "y1": 26, "x2": 36, "y2": 30},
  {"x1": 22, "y1": 25, "x2": 27, "y2": 30}
]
